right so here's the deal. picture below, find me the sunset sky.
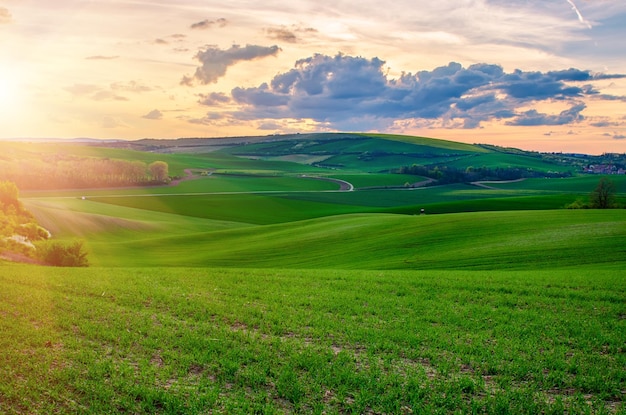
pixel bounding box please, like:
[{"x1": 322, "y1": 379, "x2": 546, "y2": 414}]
[{"x1": 1, "y1": 0, "x2": 625, "y2": 153}]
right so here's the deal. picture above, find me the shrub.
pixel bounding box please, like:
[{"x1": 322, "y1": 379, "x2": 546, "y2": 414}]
[
  {"x1": 36, "y1": 240, "x2": 89, "y2": 267},
  {"x1": 565, "y1": 198, "x2": 589, "y2": 209}
]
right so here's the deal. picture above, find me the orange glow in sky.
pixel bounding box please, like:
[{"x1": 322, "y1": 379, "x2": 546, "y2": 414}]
[{"x1": 0, "y1": 1, "x2": 625, "y2": 154}]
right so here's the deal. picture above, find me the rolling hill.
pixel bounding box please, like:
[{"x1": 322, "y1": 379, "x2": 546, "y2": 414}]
[{"x1": 2, "y1": 133, "x2": 625, "y2": 414}]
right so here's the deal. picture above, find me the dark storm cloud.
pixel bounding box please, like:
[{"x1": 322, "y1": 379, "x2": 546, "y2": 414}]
[
  {"x1": 182, "y1": 44, "x2": 281, "y2": 85},
  {"x1": 220, "y1": 53, "x2": 625, "y2": 129}
]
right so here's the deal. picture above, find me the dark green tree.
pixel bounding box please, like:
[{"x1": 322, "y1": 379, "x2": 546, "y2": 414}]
[{"x1": 590, "y1": 177, "x2": 616, "y2": 209}]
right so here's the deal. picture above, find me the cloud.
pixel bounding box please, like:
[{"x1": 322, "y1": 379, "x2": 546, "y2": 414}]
[
  {"x1": 85, "y1": 55, "x2": 119, "y2": 60},
  {"x1": 222, "y1": 53, "x2": 625, "y2": 130},
  {"x1": 182, "y1": 44, "x2": 281, "y2": 85},
  {"x1": 0, "y1": 7, "x2": 12, "y2": 24},
  {"x1": 64, "y1": 84, "x2": 101, "y2": 96},
  {"x1": 506, "y1": 103, "x2": 586, "y2": 126},
  {"x1": 190, "y1": 18, "x2": 228, "y2": 30},
  {"x1": 142, "y1": 109, "x2": 163, "y2": 120},
  {"x1": 102, "y1": 116, "x2": 127, "y2": 129},
  {"x1": 64, "y1": 84, "x2": 127, "y2": 101},
  {"x1": 111, "y1": 81, "x2": 152, "y2": 93},
  {"x1": 266, "y1": 27, "x2": 298, "y2": 43},
  {"x1": 590, "y1": 120, "x2": 621, "y2": 128},
  {"x1": 566, "y1": 0, "x2": 592, "y2": 29},
  {"x1": 258, "y1": 121, "x2": 283, "y2": 130},
  {"x1": 198, "y1": 92, "x2": 231, "y2": 106},
  {"x1": 65, "y1": 81, "x2": 151, "y2": 101},
  {"x1": 264, "y1": 25, "x2": 317, "y2": 43}
]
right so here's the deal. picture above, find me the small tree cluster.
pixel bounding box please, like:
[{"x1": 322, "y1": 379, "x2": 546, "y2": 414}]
[
  {"x1": 1, "y1": 156, "x2": 170, "y2": 190},
  {"x1": 36, "y1": 240, "x2": 89, "y2": 267}
]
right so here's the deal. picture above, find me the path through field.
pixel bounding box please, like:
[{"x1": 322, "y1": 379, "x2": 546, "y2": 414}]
[{"x1": 470, "y1": 178, "x2": 526, "y2": 190}]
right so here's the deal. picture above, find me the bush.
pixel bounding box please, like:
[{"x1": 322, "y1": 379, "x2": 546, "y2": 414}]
[
  {"x1": 36, "y1": 240, "x2": 89, "y2": 267},
  {"x1": 565, "y1": 198, "x2": 589, "y2": 209}
]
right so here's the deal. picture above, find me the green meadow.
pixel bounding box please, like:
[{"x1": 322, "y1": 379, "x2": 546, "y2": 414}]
[{"x1": 2, "y1": 134, "x2": 626, "y2": 414}]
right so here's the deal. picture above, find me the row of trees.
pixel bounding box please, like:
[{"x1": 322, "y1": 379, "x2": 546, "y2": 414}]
[
  {"x1": 395, "y1": 164, "x2": 570, "y2": 184},
  {"x1": 0, "y1": 157, "x2": 169, "y2": 190}
]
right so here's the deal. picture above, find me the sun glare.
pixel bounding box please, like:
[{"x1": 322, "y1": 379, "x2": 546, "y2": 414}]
[{"x1": 0, "y1": 68, "x2": 19, "y2": 111}]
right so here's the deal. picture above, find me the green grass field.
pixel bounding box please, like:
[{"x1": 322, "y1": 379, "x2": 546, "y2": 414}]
[
  {"x1": 1, "y1": 266, "x2": 624, "y2": 414},
  {"x1": 2, "y1": 134, "x2": 626, "y2": 413}
]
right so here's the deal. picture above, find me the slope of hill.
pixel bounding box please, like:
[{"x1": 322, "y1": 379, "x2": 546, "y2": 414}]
[{"x1": 4, "y1": 133, "x2": 626, "y2": 414}]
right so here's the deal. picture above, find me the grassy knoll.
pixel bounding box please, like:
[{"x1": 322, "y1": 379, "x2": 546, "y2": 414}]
[
  {"x1": 444, "y1": 152, "x2": 573, "y2": 172},
  {"x1": 215, "y1": 133, "x2": 571, "y2": 174},
  {"x1": 1, "y1": 266, "x2": 624, "y2": 414},
  {"x1": 359, "y1": 133, "x2": 491, "y2": 152},
  {"x1": 22, "y1": 197, "x2": 250, "y2": 240},
  {"x1": 26, "y1": 203, "x2": 625, "y2": 270}
]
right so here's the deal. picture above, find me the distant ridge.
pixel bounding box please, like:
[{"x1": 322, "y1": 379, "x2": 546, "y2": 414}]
[{"x1": 1, "y1": 137, "x2": 122, "y2": 143}]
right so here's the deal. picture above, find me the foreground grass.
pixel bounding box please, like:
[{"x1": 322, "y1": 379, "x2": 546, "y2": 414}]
[{"x1": 1, "y1": 266, "x2": 624, "y2": 414}]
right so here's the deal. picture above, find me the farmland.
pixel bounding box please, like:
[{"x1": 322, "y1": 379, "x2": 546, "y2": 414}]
[{"x1": 1, "y1": 133, "x2": 626, "y2": 414}]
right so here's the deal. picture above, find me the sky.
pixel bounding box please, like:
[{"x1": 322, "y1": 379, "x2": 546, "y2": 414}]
[{"x1": 1, "y1": 0, "x2": 625, "y2": 154}]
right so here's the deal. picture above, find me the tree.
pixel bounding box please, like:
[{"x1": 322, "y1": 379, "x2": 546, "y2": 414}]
[
  {"x1": 37, "y1": 240, "x2": 89, "y2": 267},
  {"x1": 0, "y1": 180, "x2": 20, "y2": 211},
  {"x1": 590, "y1": 177, "x2": 616, "y2": 209},
  {"x1": 149, "y1": 161, "x2": 169, "y2": 183}
]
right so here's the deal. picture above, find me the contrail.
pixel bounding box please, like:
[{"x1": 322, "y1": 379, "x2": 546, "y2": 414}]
[{"x1": 566, "y1": 0, "x2": 592, "y2": 29}]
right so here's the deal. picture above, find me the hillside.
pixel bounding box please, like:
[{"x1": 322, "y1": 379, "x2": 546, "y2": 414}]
[
  {"x1": 111, "y1": 132, "x2": 576, "y2": 175},
  {"x1": 3, "y1": 133, "x2": 626, "y2": 414}
]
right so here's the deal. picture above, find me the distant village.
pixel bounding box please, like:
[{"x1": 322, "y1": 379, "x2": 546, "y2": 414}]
[
  {"x1": 548, "y1": 152, "x2": 626, "y2": 175},
  {"x1": 582, "y1": 164, "x2": 626, "y2": 175}
]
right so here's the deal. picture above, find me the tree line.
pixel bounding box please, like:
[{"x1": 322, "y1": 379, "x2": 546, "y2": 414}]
[
  {"x1": 395, "y1": 164, "x2": 571, "y2": 184},
  {"x1": 0, "y1": 156, "x2": 169, "y2": 190}
]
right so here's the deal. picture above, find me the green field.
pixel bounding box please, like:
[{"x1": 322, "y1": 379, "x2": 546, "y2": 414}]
[
  {"x1": 1, "y1": 266, "x2": 624, "y2": 414},
  {"x1": 2, "y1": 133, "x2": 626, "y2": 413}
]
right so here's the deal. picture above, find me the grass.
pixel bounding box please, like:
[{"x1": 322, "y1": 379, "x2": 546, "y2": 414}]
[
  {"x1": 20, "y1": 197, "x2": 626, "y2": 270},
  {"x1": 484, "y1": 176, "x2": 626, "y2": 192},
  {"x1": 3, "y1": 135, "x2": 626, "y2": 413},
  {"x1": 314, "y1": 173, "x2": 428, "y2": 189},
  {"x1": 1, "y1": 266, "x2": 624, "y2": 414},
  {"x1": 96, "y1": 210, "x2": 626, "y2": 269}
]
